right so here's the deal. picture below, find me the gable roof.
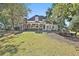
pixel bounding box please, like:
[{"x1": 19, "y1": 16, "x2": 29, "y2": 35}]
[{"x1": 28, "y1": 15, "x2": 46, "y2": 21}]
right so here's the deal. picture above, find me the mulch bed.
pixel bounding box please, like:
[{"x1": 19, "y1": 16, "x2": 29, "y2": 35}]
[
  {"x1": 57, "y1": 32, "x2": 79, "y2": 42},
  {"x1": 65, "y1": 36, "x2": 79, "y2": 42}
]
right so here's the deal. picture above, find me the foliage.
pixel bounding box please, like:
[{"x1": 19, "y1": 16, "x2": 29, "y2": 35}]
[
  {"x1": 69, "y1": 15, "x2": 79, "y2": 34},
  {"x1": 0, "y1": 3, "x2": 29, "y2": 30},
  {"x1": 46, "y1": 3, "x2": 79, "y2": 30}
]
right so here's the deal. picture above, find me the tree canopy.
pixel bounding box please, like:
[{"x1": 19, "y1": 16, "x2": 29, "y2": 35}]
[
  {"x1": 0, "y1": 3, "x2": 29, "y2": 30},
  {"x1": 69, "y1": 15, "x2": 79, "y2": 34},
  {"x1": 46, "y1": 3, "x2": 79, "y2": 31}
]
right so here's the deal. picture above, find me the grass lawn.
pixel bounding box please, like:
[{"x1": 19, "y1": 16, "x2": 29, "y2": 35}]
[{"x1": 0, "y1": 32, "x2": 79, "y2": 56}]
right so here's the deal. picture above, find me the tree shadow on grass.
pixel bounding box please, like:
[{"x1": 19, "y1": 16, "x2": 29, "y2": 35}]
[{"x1": 0, "y1": 45, "x2": 18, "y2": 56}]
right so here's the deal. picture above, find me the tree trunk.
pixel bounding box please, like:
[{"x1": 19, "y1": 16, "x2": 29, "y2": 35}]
[
  {"x1": 11, "y1": 16, "x2": 15, "y2": 33},
  {"x1": 10, "y1": 8, "x2": 15, "y2": 33},
  {"x1": 75, "y1": 31, "x2": 77, "y2": 37}
]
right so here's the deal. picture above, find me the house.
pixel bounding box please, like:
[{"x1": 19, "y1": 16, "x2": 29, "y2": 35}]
[
  {"x1": 26, "y1": 15, "x2": 45, "y2": 30},
  {"x1": 0, "y1": 22, "x2": 5, "y2": 29},
  {"x1": 24, "y1": 15, "x2": 58, "y2": 31}
]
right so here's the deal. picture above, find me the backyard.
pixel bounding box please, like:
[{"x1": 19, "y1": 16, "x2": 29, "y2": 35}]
[
  {"x1": 0, "y1": 32, "x2": 79, "y2": 56},
  {"x1": 0, "y1": 3, "x2": 79, "y2": 56}
]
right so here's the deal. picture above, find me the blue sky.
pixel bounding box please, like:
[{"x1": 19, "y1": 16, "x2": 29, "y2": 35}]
[{"x1": 25, "y1": 3, "x2": 52, "y2": 18}]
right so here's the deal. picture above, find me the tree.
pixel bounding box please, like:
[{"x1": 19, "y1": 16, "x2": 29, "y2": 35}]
[
  {"x1": 6, "y1": 4, "x2": 27, "y2": 31},
  {"x1": 0, "y1": 10, "x2": 11, "y2": 31},
  {"x1": 46, "y1": 4, "x2": 67, "y2": 30},
  {"x1": 0, "y1": 3, "x2": 29, "y2": 31},
  {"x1": 46, "y1": 3, "x2": 79, "y2": 30},
  {"x1": 69, "y1": 15, "x2": 79, "y2": 36}
]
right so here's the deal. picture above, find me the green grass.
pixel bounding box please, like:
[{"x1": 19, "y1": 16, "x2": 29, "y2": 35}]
[{"x1": 0, "y1": 32, "x2": 79, "y2": 56}]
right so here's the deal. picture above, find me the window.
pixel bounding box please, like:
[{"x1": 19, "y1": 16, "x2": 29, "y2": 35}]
[{"x1": 35, "y1": 17, "x2": 39, "y2": 21}]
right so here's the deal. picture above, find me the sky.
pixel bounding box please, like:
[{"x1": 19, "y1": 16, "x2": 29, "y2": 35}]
[{"x1": 25, "y1": 3, "x2": 52, "y2": 18}]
